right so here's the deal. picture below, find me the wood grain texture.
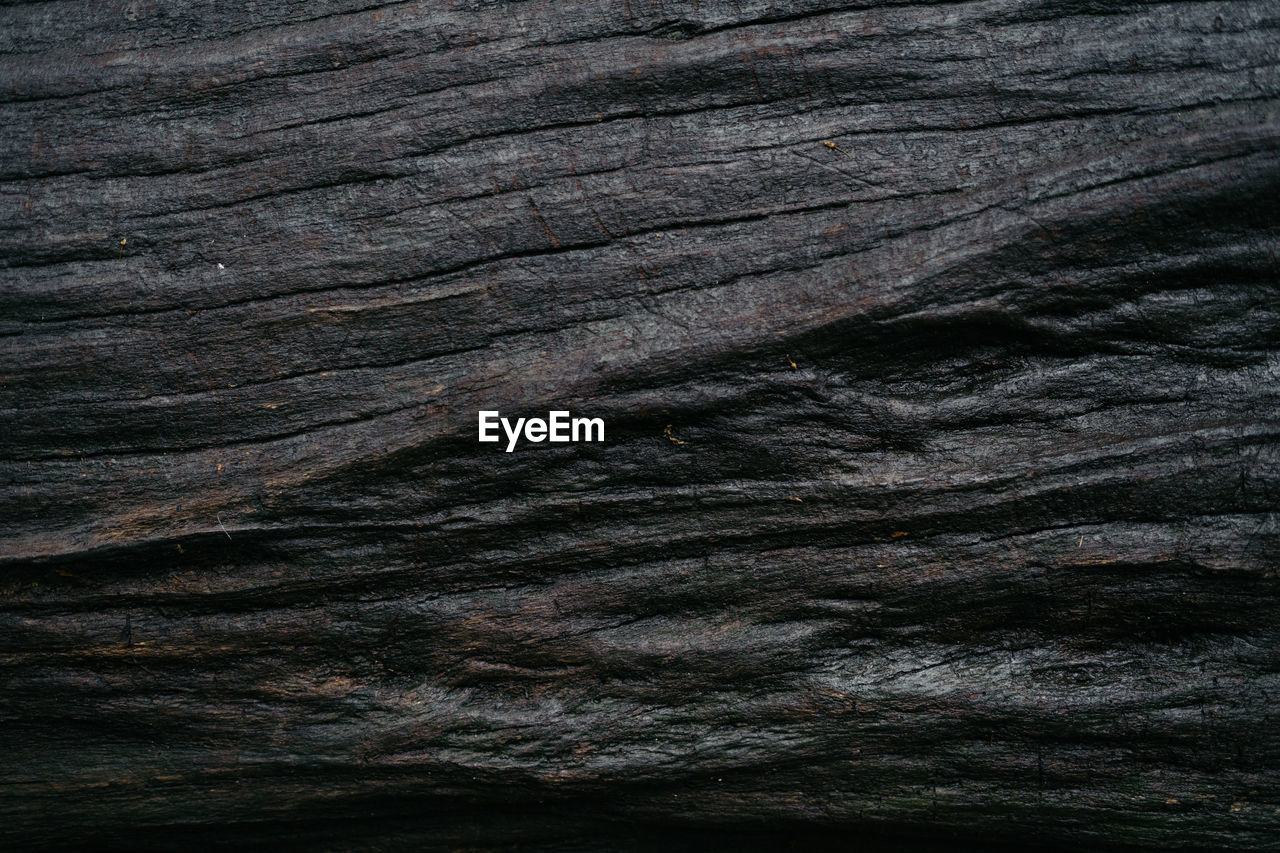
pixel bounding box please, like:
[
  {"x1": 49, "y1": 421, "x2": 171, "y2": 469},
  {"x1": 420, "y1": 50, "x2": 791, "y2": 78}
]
[{"x1": 2, "y1": 1, "x2": 1278, "y2": 849}]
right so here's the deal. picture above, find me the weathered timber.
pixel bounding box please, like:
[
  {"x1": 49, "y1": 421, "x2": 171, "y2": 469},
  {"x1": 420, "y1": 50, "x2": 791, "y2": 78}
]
[{"x1": 1, "y1": 0, "x2": 1278, "y2": 849}]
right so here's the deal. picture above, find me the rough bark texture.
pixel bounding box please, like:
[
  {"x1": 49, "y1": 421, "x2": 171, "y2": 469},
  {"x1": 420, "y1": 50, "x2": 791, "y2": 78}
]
[{"x1": 2, "y1": 1, "x2": 1278, "y2": 849}]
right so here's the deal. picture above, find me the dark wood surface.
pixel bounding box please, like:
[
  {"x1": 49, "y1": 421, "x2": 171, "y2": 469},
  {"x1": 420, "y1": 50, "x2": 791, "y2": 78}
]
[{"x1": 2, "y1": 1, "x2": 1278, "y2": 849}]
